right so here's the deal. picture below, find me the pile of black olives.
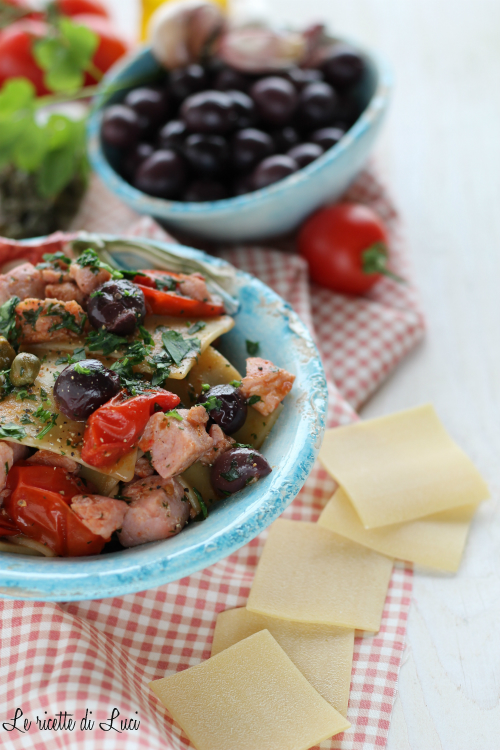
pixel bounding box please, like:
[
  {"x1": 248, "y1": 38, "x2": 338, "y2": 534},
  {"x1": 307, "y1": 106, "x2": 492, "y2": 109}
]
[{"x1": 100, "y1": 44, "x2": 366, "y2": 202}]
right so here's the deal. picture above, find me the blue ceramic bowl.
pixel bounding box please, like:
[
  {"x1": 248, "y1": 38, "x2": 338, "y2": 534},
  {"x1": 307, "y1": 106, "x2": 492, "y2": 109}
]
[
  {"x1": 0, "y1": 236, "x2": 327, "y2": 601},
  {"x1": 87, "y1": 42, "x2": 392, "y2": 243}
]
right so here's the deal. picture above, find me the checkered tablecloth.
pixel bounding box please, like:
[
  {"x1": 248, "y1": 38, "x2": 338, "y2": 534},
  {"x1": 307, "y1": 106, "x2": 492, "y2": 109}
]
[{"x1": 0, "y1": 168, "x2": 423, "y2": 750}]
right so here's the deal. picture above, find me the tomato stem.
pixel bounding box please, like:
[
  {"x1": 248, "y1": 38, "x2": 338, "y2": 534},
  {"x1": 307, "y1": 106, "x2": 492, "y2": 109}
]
[{"x1": 362, "y1": 242, "x2": 405, "y2": 283}]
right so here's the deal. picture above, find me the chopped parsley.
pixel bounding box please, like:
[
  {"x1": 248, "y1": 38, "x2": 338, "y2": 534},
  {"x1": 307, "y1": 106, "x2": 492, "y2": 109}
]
[
  {"x1": 143, "y1": 450, "x2": 153, "y2": 467},
  {"x1": 0, "y1": 423, "x2": 26, "y2": 440},
  {"x1": 230, "y1": 380, "x2": 242, "y2": 388},
  {"x1": 203, "y1": 395, "x2": 222, "y2": 413},
  {"x1": 40, "y1": 387, "x2": 49, "y2": 401},
  {"x1": 165, "y1": 409, "x2": 183, "y2": 421},
  {"x1": 138, "y1": 325, "x2": 154, "y2": 346},
  {"x1": 47, "y1": 306, "x2": 86, "y2": 335},
  {"x1": 0, "y1": 369, "x2": 14, "y2": 399},
  {"x1": 34, "y1": 405, "x2": 52, "y2": 422},
  {"x1": 120, "y1": 269, "x2": 146, "y2": 280},
  {"x1": 37, "y1": 251, "x2": 72, "y2": 268},
  {"x1": 0, "y1": 296, "x2": 20, "y2": 347},
  {"x1": 220, "y1": 460, "x2": 241, "y2": 483},
  {"x1": 187, "y1": 321, "x2": 206, "y2": 335},
  {"x1": 110, "y1": 341, "x2": 153, "y2": 396},
  {"x1": 74, "y1": 362, "x2": 91, "y2": 375},
  {"x1": 34, "y1": 406, "x2": 58, "y2": 439},
  {"x1": 86, "y1": 328, "x2": 128, "y2": 356},
  {"x1": 201, "y1": 383, "x2": 210, "y2": 393},
  {"x1": 89, "y1": 289, "x2": 104, "y2": 299},
  {"x1": 16, "y1": 389, "x2": 37, "y2": 402},
  {"x1": 149, "y1": 352, "x2": 171, "y2": 387},
  {"x1": 248, "y1": 395, "x2": 262, "y2": 406},
  {"x1": 55, "y1": 346, "x2": 87, "y2": 366},
  {"x1": 155, "y1": 275, "x2": 178, "y2": 292},
  {"x1": 22, "y1": 307, "x2": 42, "y2": 328},
  {"x1": 193, "y1": 488, "x2": 208, "y2": 519},
  {"x1": 20, "y1": 414, "x2": 34, "y2": 425},
  {"x1": 75, "y1": 247, "x2": 123, "y2": 279},
  {"x1": 162, "y1": 330, "x2": 200, "y2": 367},
  {"x1": 246, "y1": 340, "x2": 260, "y2": 356}
]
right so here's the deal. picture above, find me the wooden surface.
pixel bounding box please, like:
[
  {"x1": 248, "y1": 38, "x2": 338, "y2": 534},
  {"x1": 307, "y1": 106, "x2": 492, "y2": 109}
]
[{"x1": 108, "y1": 1, "x2": 500, "y2": 746}]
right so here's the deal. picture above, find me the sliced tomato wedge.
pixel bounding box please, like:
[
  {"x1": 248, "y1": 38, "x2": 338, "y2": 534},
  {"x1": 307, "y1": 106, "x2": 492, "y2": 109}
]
[
  {"x1": 81, "y1": 389, "x2": 180, "y2": 468},
  {"x1": 3, "y1": 464, "x2": 104, "y2": 556},
  {"x1": 133, "y1": 270, "x2": 225, "y2": 317}
]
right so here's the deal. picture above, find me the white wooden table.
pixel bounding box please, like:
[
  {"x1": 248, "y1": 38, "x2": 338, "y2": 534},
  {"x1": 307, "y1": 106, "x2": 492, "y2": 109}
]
[{"x1": 108, "y1": 0, "x2": 500, "y2": 745}]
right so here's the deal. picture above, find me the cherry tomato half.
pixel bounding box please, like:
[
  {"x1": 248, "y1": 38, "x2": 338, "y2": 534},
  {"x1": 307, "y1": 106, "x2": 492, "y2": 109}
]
[
  {"x1": 298, "y1": 202, "x2": 401, "y2": 295},
  {"x1": 56, "y1": 0, "x2": 109, "y2": 18},
  {"x1": 0, "y1": 20, "x2": 50, "y2": 96}
]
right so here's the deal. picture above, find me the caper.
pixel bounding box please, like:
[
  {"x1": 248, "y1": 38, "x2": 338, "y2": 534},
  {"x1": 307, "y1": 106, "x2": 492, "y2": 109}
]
[
  {"x1": 10, "y1": 352, "x2": 41, "y2": 386},
  {"x1": 0, "y1": 336, "x2": 15, "y2": 371}
]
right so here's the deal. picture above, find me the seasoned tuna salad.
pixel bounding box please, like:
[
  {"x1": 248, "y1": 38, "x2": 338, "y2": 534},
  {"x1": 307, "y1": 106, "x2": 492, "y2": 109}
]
[{"x1": 0, "y1": 238, "x2": 295, "y2": 558}]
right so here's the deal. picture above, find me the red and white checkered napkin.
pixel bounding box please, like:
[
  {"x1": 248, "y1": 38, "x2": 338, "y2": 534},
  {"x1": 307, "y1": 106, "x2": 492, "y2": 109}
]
[{"x1": 0, "y1": 168, "x2": 421, "y2": 750}]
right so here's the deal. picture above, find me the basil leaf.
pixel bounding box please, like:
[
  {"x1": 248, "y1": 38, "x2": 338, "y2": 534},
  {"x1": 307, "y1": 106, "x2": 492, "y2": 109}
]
[{"x1": 0, "y1": 423, "x2": 26, "y2": 440}]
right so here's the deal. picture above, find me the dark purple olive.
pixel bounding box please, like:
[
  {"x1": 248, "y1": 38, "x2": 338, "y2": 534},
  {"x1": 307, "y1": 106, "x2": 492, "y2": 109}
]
[
  {"x1": 310, "y1": 126, "x2": 344, "y2": 150},
  {"x1": 250, "y1": 76, "x2": 298, "y2": 125},
  {"x1": 270, "y1": 125, "x2": 300, "y2": 153},
  {"x1": 321, "y1": 45, "x2": 366, "y2": 90},
  {"x1": 122, "y1": 142, "x2": 154, "y2": 181},
  {"x1": 181, "y1": 90, "x2": 237, "y2": 134},
  {"x1": 134, "y1": 149, "x2": 188, "y2": 199},
  {"x1": 54, "y1": 360, "x2": 120, "y2": 422},
  {"x1": 183, "y1": 134, "x2": 229, "y2": 176},
  {"x1": 170, "y1": 64, "x2": 209, "y2": 99},
  {"x1": 158, "y1": 119, "x2": 188, "y2": 150},
  {"x1": 334, "y1": 96, "x2": 362, "y2": 127},
  {"x1": 298, "y1": 81, "x2": 338, "y2": 128},
  {"x1": 124, "y1": 87, "x2": 170, "y2": 128},
  {"x1": 211, "y1": 447, "x2": 271, "y2": 496},
  {"x1": 227, "y1": 90, "x2": 257, "y2": 129},
  {"x1": 286, "y1": 67, "x2": 324, "y2": 90},
  {"x1": 287, "y1": 142, "x2": 323, "y2": 168},
  {"x1": 87, "y1": 280, "x2": 146, "y2": 336},
  {"x1": 184, "y1": 179, "x2": 229, "y2": 202},
  {"x1": 213, "y1": 66, "x2": 251, "y2": 91},
  {"x1": 233, "y1": 173, "x2": 255, "y2": 196},
  {"x1": 231, "y1": 128, "x2": 274, "y2": 172},
  {"x1": 251, "y1": 154, "x2": 298, "y2": 190},
  {"x1": 198, "y1": 384, "x2": 247, "y2": 434},
  {"x1": 101, "y1": 105, "x2": 143, "y2": 148}
]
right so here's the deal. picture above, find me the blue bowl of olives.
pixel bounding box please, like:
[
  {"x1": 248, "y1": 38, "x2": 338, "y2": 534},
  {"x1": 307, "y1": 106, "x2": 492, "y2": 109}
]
[{"x1": 87, "y1": 35, "x2": 392, "y2": 243}]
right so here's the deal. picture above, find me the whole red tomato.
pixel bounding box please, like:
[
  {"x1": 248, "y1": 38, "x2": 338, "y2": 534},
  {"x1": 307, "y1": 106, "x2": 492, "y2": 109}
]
[
  {"x1": 55, "y1": 0, "x2": 109, "y2": 18},
  {"x1": 298, "y1": 202, "x2": 401, "y2": 295},
  {"x1": 71, "y1": 13, "x2": 129, "y2": 83},
  {"x1": 0, "y1": 20, "x2": 50, "y2": 96}
]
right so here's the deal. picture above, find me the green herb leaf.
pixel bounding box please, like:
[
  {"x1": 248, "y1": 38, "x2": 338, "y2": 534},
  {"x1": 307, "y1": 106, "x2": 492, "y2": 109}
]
[
  {"x1": 86, "y1": 328, "x2": 127, "y2": 356},
  {"x1": 34, "y1": 406, "x2": 58, "y2": 439},
  {"x1": 248, "y1": 395, "x2": 262, "y2": 406},
  {"x1": 138, "y1": 325, "x2": 154, "y2": 346},
  {"x1": 20, "y1": 414, "x2": 34, "y2": 425},
  {"x1": 48, "y1": 307, "x2": 86, "y2": 335},
  {"x1": 0, "y1": 296, "x2": 20, "y2": 347},
  {"x1": 155, "y1": 275, "x2": 178, "y2": 292},
  {"x1": 41, "y1": 250, "x2": 72, "y2": 267},
  {"x1": 33, "y1": 17, "x2": 99, "y2": 94},
  {"x1": 149, "y1": 352, "x2": 171, "y2": 387},
  {"x1": 220, "y1": 459, "x2": 241, "y2": 483},
  {"x1": 230, "y1": 380, "x2": 242, "y2": 388},
  {"x1": 203, "y1": 395, "x2": 222, "y2": 412},
  {"x1": 74, "y1": 362, "x2": 91, "y2": 374},
  {"x1": 187, "y1": 320, "x2": 206, "y2": 335},
  {"x1": 165, "y1": 409, "x2": 183, "y2": 422},
  {"x1": 0, "y1": 423, "x2": 26, "y2": 440},
  {"x1": 76, "y1": 247, "x2": 123, "y2": 279},
  {"x1": 246, "y1": 340, "x2": 260, "y2": 356},
  {"x1": 201, "y1": 383, "x2": 210, "y2": 392},
  {"x1": 162, "y1": 330, "x2": 200, "y2": 367},
  {"x1": 55, "y1": 346, "x2": 87, "y2": 366},
  {"x1": 16, "y1": 389, "x2": 37, "y2": 402},
  {"x1": 193, "y1": 488, "x2": 208, "y2": 519}
]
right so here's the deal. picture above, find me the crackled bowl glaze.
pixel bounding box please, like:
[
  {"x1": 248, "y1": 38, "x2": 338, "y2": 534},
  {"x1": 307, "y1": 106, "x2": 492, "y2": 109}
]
[
  {"x1": 0, "y1": 237, "x2": 328, "y2": 601},
  {"x1": 87, "y1": 41, "x2": 392, "y2": 242}
]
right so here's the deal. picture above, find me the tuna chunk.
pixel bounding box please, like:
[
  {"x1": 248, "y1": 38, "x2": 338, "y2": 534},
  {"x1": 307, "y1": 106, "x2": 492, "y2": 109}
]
[
  {"x1": 177, "y1": 272, "x2": 210, "y2": 302},
  {"x1": 69, "y1": 263, "x2": 111, "y2": 296},
  {"x1": 134, "y1": 454, "x2": 156, "y2": 478},
  {"x1": 0, "y1": 441, "x2": 30, "y2": 494},
  {"x1": 44, "y1": 281, "x2": 85, "y2": 305},
  {"x1": 199, "y1": 424, "x2": 235, "y2": 466},
  {"x1": 71, "y1": 494, "x2": 128, "y2": 539},
  {"x1": 26, "y1": 449, "x2": 79, "y2": 473},
  {"x1": 41, "y1": 268, "x2": 70, "y2": 285},
  {"x1": 0, "y1": 263, "x2": 45, "y2": 306},
  {"x1": 139, "y1": 405, "x2": 213, "y2": 479},
  {"x1": 117, "y1": 475, "x2": 190, "y2": 547},
  {"x1": 16, "y1": 297, "x2": 86, "y2": 344},
  {"x1": 240, "y1": 357, "x2": 295, "y2": 416}
]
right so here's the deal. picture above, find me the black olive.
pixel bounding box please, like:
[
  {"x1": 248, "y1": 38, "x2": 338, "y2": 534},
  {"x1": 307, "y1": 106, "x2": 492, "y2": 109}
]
[
  {"x1": 87, "y1": 280, "x2": 146, "y2": 336},
  {"x1": 211, "y1": 447, "x2": 271, "y2": 496},
  {"x1": 198, "y1": 384, "x2": 247, "y2": 434},
  {"x1": 54, "y1": 360, "x2": 121, "y2": 421}
]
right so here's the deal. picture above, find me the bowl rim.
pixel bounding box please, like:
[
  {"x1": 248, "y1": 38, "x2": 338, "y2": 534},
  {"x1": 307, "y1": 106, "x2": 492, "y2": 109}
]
[
  {"x1": 87, "y1": 38, "x2": 393, "y2": 217},
  {"x1": 0, "y1": 235, "x2": 328, "y2": 601}
]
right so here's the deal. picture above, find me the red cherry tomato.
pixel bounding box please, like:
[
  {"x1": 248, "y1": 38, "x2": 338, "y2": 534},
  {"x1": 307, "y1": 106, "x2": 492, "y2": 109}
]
[
  {"x1": 0, "y1": 20, "x2": 51, "y2": 96},
  {"x1": 1, "y1": 0, "x2": 43, "y2": 22},
  {"x1": 70, "y1": 13, "x2": 128, "y2": 83},
  {"x1": 56, "y1": 0, "x2": 109, "y2": 18},
  {"x1": 134, "y1": 270, "x2": 225, "y2": 317},
  {"x1": 3, "y1": 464, "x2": 105, "y2": 556},
  {"x1": 298, "y1": 202, "x2": 401, "y2": 295},
  {"x1": 81, "y1": 389, "x2": 180, "y2": 468}
]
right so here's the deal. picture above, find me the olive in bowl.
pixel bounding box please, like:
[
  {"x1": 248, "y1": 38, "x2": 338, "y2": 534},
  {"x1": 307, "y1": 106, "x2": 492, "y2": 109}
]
[
  {"x1": 211, "y1": 447, "x2": 271, "y2": 496},
  {"x1": 87, "y1": 280, "x2": 146, "y2": 336},
  {"x1": 198, "y1": 384, "x2": 247, "y2": 434},
  {"x1": 54, "y1": 360, "x2": 121, "y2": 422}
]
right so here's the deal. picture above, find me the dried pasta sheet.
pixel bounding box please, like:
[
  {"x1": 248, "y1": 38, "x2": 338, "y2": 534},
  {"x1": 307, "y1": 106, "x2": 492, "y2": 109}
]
[
  {"x1": 319, "y1": 403, "x2": 489, "y2": 529},
  {"x1": 319, "y1": 488, "x2": 479, "y2": 573},
  {"x1": 211, "y1": 608, "x2": 354, "y2": 716},
  {"x1": 149, "y1": 630, "x2": 349, "y2": 750},
  {"x1": 246, "y1": 520, "x2": 393, "y2": 632}
]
